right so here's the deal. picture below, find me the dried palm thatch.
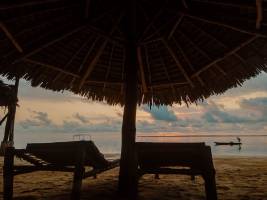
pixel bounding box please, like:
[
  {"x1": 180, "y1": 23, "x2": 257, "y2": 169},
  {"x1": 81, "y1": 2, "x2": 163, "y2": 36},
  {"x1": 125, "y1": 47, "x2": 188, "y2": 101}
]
[
  {"x1": 0, "y1": 0, "x2": 267, "y2": 106},
  {"x1": 0, "y1": 79, "x2": 17, "y2": 107}
]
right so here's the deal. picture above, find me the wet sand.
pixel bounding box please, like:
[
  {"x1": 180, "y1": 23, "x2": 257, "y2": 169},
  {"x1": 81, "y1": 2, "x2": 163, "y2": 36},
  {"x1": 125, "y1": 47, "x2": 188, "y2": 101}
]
[{"x1": 0, "y1": 157, "x2": 267, "y2": 200}]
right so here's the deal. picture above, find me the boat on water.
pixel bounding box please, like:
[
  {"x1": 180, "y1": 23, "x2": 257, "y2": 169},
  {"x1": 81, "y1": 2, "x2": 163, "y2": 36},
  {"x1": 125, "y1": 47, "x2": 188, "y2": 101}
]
[
  {"x1": 214, "y1": 142, "x2": 242, "y2": 146},
  {"x1": 214, "y1": 137, "x2": 242, "y2": 146}
]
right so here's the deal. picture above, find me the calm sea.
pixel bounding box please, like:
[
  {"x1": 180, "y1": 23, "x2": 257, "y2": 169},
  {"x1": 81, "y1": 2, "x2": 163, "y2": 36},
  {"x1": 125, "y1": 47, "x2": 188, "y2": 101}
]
[{"x1": 2, "y1": 132, "x2": 267, "y2": 157}]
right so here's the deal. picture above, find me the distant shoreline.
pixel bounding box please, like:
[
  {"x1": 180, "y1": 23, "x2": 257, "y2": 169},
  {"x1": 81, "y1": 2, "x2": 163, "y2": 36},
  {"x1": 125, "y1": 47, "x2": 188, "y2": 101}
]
[{"x1": 137, "y1": 134, "x2": 267, "y2": 138}]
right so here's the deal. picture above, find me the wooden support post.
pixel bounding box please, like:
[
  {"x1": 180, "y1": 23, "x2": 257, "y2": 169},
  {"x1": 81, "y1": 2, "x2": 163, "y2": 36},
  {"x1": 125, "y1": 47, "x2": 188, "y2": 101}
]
[
  {"x1": 203, "y1": 172, "x2": 217, "y2": 200},
  {"x1": 3, "y1": 106, "x2": 12, "y2": 143},
  {"x1": 203, "y1": 146, "x2": 217, "y2": 200},
  {"x1": 8, "y1": 78, "x2": 19, "y2": 143},
  {"x1": 154, "y1": 174, "x2": 160, "y2": 179},
  {"x1": 118, "y1": 41, "x2": 139, "y2": 197},
  {"x1": 3, "y1": 147, "x2": 14, "y2": 200},
  {"x1": 71, "y1": 146, "x2": 86, "y2": 200},
  {"x1": 118, "y1": 0, "x2": 138, "y2": 197},
  {"x1": 2, "y1": 78, "x2": 19, "y2": 149}
]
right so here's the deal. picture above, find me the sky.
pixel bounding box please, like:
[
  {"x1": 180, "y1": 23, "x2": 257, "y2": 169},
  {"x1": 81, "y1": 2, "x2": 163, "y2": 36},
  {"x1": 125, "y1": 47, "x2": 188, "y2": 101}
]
[{"x1": 1, "y1": 72, "x2": 267, "y2": 136}]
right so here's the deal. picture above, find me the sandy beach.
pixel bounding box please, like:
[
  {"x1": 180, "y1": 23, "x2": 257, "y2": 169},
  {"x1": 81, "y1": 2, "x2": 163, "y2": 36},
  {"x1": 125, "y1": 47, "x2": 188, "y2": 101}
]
[{"x1": 0, "y1": 157, "x2": 267, "y2": 200}]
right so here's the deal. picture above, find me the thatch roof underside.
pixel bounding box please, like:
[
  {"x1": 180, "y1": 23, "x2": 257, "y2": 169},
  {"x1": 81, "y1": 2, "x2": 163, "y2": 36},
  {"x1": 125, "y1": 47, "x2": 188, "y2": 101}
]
[
  {"x1": 0, "y1": 80, "x2": 17, "y2": 107},
  {"x1": 0, "y1": 0, "x2": 267, "y2": 105}
]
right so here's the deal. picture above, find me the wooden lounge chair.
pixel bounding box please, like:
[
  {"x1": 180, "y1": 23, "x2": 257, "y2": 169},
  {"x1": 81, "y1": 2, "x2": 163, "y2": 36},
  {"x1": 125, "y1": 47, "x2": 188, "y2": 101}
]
[
  {"x1": 136, "y1": 142, "x2": 217, "y2": 200},
  {"x1": 3, "y1": 141, "x2": 119, "y2": 200}
]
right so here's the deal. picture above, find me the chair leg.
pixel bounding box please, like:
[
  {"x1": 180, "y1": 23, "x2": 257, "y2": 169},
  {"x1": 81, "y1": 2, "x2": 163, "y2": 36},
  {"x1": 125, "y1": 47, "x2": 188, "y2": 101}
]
[
  {"x1": 154, "y1": 174, "x2": 160, "y2": 179},
  {"x1": 203, "y1": 172, "x2": 217, "y2": 200},
  {"x1": 3, "y1": 147, "x2": 14, "y2": 200},
  {"x1": 71, "y1": 148, "x2": 85, "y2": 200}
]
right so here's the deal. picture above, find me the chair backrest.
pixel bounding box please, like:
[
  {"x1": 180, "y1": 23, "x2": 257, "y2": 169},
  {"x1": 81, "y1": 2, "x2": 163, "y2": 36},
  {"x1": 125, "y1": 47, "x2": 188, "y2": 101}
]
[
  {"x1": 26, "y1": 141, "x2": 109, "y2": 168},
  {"x1": 136, "y1": 142, "x2": 213, "y2": 170}
]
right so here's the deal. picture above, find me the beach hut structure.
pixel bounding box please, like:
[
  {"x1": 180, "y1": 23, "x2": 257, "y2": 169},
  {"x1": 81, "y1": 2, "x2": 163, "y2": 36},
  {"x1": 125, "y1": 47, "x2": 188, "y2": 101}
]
[{"x1": 0, "y1": 0, "x2": 267, "y2": 198}]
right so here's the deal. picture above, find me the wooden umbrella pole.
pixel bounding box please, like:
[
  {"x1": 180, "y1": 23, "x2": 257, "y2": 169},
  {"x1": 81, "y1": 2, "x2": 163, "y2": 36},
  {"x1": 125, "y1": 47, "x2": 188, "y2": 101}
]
[
  {"x1": 8, "y1": 77, "x2": 19, "y2": 143},
  {"x1": 3, "y1": 77, "x2": 19, "y2": 147},
  {"x1": 118, "y1": 0, "x2": 138, "y2": 196},
  {"x1": 3, "y1": 106, "x2": 11, "y2": 143}
]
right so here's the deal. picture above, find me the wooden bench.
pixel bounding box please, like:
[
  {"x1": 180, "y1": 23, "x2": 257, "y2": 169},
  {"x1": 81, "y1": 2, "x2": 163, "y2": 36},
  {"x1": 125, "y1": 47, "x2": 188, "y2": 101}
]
[
  {"x1": 3, "y1": 141, "x2": 119, "y2": 200},
  {"x1": 136, "y1": 142, "x2": 217, "y2": 200}
]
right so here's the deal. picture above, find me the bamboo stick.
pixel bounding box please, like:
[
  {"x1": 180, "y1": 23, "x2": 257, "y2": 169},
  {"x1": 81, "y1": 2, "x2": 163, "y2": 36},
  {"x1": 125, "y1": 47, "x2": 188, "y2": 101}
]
[
  {"x1": 137, "y1": 47, "x2": 148, "y2": 93},
  {"x1": 191, "y1": 36, "x2": 258, "y2": 78},
  {"x1": 256, "y1": 0, "x2": 263, "y2": 29},
  {"x1": 182, "y1": 12, "x2": 267, "y2": 38},
  {"x1": 24, "y1": 59, "x2": 80, "y2": 78},
  {"x1": 161, "y1": 39, "x2": 194, "y2": 88},
  {"x1": 0, "y1": 22, "x2": 23, "y2": 53},
  {"x1": 15, "y1": 25, "x2": 89, "y2": 64},
  {"x1": 168, "y1": 14, "x2": 184, "y2": 40},
  {"x1": 78, "y1": 13, "x2": 123, "y2": 89}
]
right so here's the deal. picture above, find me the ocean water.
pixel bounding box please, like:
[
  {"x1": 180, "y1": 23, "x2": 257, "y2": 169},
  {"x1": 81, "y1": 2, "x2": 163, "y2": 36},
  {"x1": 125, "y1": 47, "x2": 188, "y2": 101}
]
[{"x1": 1, "y1": 132, "x2": 267, "y2": 157}]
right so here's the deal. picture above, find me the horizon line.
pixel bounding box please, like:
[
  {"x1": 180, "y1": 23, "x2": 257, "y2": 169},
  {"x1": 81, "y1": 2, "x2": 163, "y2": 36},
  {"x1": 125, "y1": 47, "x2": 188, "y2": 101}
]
[{"x1": 137, "y1": 134, "x2": 267, "y2": 138}]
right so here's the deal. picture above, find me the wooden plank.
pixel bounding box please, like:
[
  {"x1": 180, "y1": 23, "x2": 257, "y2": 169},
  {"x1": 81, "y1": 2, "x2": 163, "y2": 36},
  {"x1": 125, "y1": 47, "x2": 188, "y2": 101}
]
[
  {"x1": 0, "y1": 113, "x2": 8, "y2": 126},
  {"x1": 172, "y1": 37, "x2": 206, "y2": 85},
  {"x1": 85, "y1": 80, "x2": 123, "y2": 85},
  {"x1": 179, "y1": 29, "x2": 227, "y2": 76},
  {"x1": 83, "y1": 162, "x2": 119, "y2": 178},
  {"x1": 78, "y1": 40, "x2": 108, "y2": 90},
  {"x1": 182, "y1": 12, "x2": 267, "y2": 38},
  {"x1": 256, "y1": 0, "x2": 263, "y2": 29},
  {"x1": 151, "y1": 81, "x2": 188, "y2": 88},
  {"x1": 0, "y1": 22, "x2": 23, "y2": 53},
  {"x1": 13, "y1": 165, "x2": 74, "y2": 175},
  {"x1": 25, "y1": 59, "x2": 80, "y2": 78},
  {"x1": 153, "y1": 42, "x2": 178, "y2": 98},
  {"x1": 188, "y1": 20, "x2": 247, "y2": 73},
  {"x1": 0, "y1": 0, "x2": 62, "y2": 10},
  {"x1": 67, "y1": 36, "x2": 97, "y2": 86},
  {"x1": 103, "y1": 45, "x2": 115, "y2": 91},
  {"x1": 84, "y1": 0, "x2": 91, "y2": 19},
  {"x1": 161, "y1": 39, "x2": 194, "y2": 88},
  {"x1": 168, "y1": 14, "x2": 184, "y2": 40},
  {"x1": 192, "y1": 0, "x2": 267, "y2": 11},
  {"x1": 14, "y1": 25, "x2": 89, "y2": 64},
  {"x1": 191, "y1": 36, "x2": 258, "y2": 78},
  {"x1": 138, "y1": 8, "x2": 164, "y2": 42},
  {"x1": 78, "y1": 14, "x2": 123, "y2": 90},
  {"x1": 182, "y1": 0, "x2": 188, "y2": 9},
  {"x1": 137, "y1": 47, "x2": 148, "y2": 93}
]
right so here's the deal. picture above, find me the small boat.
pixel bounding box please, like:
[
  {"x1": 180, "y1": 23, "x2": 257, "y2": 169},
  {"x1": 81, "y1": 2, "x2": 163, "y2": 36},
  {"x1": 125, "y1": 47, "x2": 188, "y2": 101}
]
[{"x1": 214, "y1": 142, "x2": 242, "y2": 146}]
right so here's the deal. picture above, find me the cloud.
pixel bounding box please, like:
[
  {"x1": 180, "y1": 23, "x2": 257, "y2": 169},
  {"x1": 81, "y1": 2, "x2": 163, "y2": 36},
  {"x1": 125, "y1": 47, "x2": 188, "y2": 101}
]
[
  {"x1": 73, "y1": 113, "x2": 91, "y2": 124},
  {"x1": 239, "y1": 97, "x2": 267, "y2": 122},
  {"x1": 18, "y1": 110, "x2": 121, "y2": 133},
  {"x1": 201, "y1": 101, "x2": 250, "y2": 124},
  {"x1": 142, "y1": 106, "x2": 178, "y2": 122},
  {"x1": 20, "y1": 111, "x2": 52, "y2": 129}
]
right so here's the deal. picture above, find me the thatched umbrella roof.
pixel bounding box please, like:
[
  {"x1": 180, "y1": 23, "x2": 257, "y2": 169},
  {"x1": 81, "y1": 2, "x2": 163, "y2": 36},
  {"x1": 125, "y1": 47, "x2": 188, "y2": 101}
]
[
  {"x1": 0, "y1": 0, "x2": 266, "y2": 106},
  {"x1": 0, "y1": 79, "x2": 17, "y2": 107}
]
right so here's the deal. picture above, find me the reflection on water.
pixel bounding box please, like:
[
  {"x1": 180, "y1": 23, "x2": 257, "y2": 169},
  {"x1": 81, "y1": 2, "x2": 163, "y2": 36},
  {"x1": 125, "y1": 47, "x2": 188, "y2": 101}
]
[{"x1": 1, "y1": 132, "x2": 267, "y2": 157}]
